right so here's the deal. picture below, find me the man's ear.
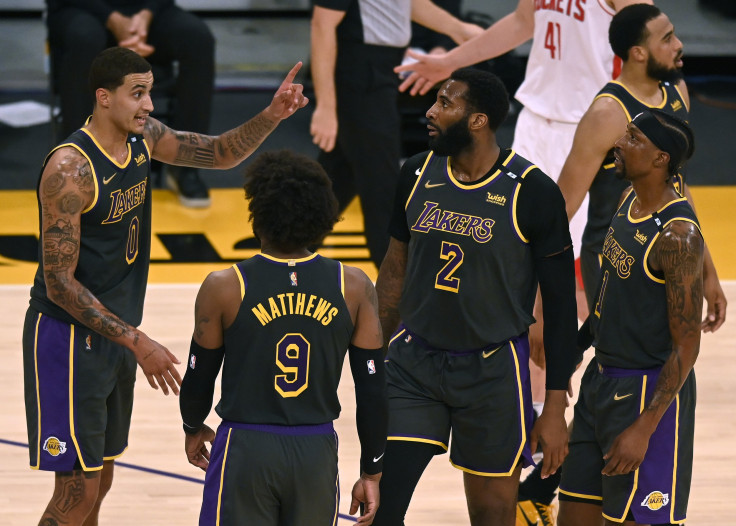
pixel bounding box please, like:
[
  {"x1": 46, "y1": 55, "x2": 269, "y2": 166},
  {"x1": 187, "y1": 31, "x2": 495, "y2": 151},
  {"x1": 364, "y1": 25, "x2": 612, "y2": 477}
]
[
  {"x1": 469, "y1": 112, "x2": 487, "y2": 131},
  {"x1": 653, "y1": 150, "x2": 670, "y2": 171},
  {"x1": 96, "y1": 87, "x2": 111, "y2": 108}
]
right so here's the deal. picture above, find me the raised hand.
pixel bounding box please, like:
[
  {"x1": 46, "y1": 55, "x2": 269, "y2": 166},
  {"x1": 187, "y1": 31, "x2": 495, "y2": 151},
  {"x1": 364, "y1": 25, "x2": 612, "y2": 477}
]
[{"x1": 265, "y1": 62, "x2": 310, "y2": 121}]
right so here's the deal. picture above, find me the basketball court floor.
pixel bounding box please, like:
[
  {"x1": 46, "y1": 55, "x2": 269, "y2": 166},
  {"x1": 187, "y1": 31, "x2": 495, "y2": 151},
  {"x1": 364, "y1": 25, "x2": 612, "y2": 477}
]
[{"x1": 0, "y1": 187, "x2": 734, "y2": 524}]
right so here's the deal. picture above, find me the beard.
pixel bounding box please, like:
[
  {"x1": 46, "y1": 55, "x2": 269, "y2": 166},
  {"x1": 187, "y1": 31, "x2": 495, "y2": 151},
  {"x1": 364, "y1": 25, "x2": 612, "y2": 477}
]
[
  {"x1": 646, "y1": 54, "x2": 684, "y2": 84},
  {"x1": 429, "y1": 115, "x2": 473, "y2": 156}
]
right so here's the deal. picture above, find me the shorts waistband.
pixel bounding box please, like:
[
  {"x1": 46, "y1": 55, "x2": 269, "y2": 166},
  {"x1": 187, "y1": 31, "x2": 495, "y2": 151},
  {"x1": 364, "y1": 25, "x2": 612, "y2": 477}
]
[
  {"x1": 220, "y1": 421, "x2": 335, "y2": 436},
  {"x1": 597, "y1": 362, "x2": 662, "y2": 378},
  {"x1": 396, "y1": 324, "x2": 518, "y2": 356}
]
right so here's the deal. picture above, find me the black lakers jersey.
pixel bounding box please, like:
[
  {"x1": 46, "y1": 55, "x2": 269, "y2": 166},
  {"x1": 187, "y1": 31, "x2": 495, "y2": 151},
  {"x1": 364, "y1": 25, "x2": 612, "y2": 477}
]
[
  {"x1": 582, "y1": 80, "x2": 689, "y2": 254},
  {"x1": 30, "y1": 129, "x2": 152, "y2": 326},
  {"x1": 216, "y1": 254, "x2": 355, "y2": 425},
  {"x1": 591, "y1": 189, "x2": 700, "y2": 368},
  {"x1": 399, "y1": 150, "x2": 541, "y2": 349}
]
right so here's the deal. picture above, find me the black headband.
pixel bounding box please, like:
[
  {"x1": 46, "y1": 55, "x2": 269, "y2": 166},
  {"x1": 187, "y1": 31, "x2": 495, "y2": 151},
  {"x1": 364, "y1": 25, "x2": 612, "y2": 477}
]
[{"x1": 631, "y1": 111, "x2": 688, "y2": 162}]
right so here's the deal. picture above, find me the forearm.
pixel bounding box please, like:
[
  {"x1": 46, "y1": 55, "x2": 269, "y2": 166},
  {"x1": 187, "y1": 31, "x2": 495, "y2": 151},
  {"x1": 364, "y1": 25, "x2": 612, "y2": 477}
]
[
  {"x1": 45, "y1": 272, "x2": 139, "y2": 349},
  {"x1": 410, "y1": 0, "x2": 473, "y2": 45},
  {"x1": 538, "y1": 249, "x2": 578, "y2": 390},
  {"x1": 310, "y1": 15, "x2": 338, "y2": 111},
  {"x1": 438, "y1": 10, "x2": 532, "y2": 70},
  {"x1": 638, "y1": 345, "x2": 698, "y2": 434},
  {"x1": 375, "y1": 240, "x2": 407, "y2": 349},
  {"x1": 180, "y1": 339, "x2": 224, "y2": 434},
  {"x1": 213, "y1": 111, "x2": 280, "y2": 169},
  {"x1": 349, "y1": 345, "x2": 388, "y2": 474}
]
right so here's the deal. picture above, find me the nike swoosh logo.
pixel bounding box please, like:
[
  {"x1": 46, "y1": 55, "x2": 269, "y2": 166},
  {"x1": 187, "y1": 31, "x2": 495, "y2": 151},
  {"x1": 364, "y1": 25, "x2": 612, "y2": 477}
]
[
  {"x1": 415, "y1": 168, "x2": 422, "y2": 176},
  {"x1": 614, "y1": 392, "x2": 633, "y2": 401},
  {"x1": 373, "y1": 453, "x2": 384, "y2": 463},
  {"x1": 617, "y1": 213, "x2": 625, "y2": 217},
  {"x1": 482, "y1": 346, "x2": 501, "y2": 359},
  {"x1": 103, "y1": 172, "x2": 117, "y2": 185},
  {"x1": 424, "y1": 181, "x2": 445, "y2": 189}
]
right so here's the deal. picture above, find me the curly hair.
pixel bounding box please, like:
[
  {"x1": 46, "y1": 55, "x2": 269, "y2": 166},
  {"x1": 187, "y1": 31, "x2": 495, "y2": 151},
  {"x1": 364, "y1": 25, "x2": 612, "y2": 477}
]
[
  {"x1": 89, "y1": 47, "x2": 151, "y2": 94},
  {"x1": 244, "y1": 150, "x2": 340, "y2": 252},
  {"x1": 449, "y1": 68, "x2": 509, "y2": 131},
  {"x1": 609, "y1": 4, "x2": 662, "y2": 60}
]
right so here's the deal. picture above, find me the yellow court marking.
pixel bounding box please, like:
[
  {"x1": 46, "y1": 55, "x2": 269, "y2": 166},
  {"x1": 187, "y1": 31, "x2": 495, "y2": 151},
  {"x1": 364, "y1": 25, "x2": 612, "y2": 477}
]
[{"x1": 0, "y1": 186, "x2": 732, "y2": 285}]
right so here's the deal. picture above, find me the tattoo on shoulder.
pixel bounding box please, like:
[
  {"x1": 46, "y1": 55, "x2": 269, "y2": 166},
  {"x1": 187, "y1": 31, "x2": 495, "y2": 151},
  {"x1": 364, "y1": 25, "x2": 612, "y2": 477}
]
[
  {"x1": 656, "y1": 223, "x2": 704, "y2": 327},
  {"x1": 42, "y1": 152, "x2": 94, "y2": 203},
  {"x1": 144, "y1": 118, "x2": 168, "y2": 144}
]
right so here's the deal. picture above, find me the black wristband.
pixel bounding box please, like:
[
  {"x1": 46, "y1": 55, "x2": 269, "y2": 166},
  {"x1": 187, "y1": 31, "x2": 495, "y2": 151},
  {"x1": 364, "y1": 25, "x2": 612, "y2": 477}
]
[
  {"x1": 348, "y1": 344, "x2": 388, "y2": 474},
  {"x1": 180, "y1": 339, "x2": 225, "y2": 435}
]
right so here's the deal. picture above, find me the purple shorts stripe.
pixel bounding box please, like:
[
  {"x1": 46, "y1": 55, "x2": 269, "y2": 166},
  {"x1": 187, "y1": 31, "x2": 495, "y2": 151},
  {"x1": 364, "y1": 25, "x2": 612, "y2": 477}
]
[
  {"x1": 35, "y1": 315, "x2": 81, "y2": 471},
  {"x1": 510, "y1": 336, "x2": 535, "y2": 471},
  {"x1": 630, "y1": 370, "x2": 683, "y2": 524},
  {"x1": 199, "y1": 427, "x2": 232, "y2": 526},
  {"x1": 220, "y1": 420, "x2": 335, "y2": 436},
  {"x1": 598, "y1": 363, "x2": 662, "y2": 378}
]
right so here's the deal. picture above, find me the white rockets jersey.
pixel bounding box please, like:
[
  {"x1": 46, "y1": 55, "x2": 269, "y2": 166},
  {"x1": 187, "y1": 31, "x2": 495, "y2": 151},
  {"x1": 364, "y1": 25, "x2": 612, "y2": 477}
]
[{"x1": 515, "y1": 0, "x2": 619, "y2": 123}]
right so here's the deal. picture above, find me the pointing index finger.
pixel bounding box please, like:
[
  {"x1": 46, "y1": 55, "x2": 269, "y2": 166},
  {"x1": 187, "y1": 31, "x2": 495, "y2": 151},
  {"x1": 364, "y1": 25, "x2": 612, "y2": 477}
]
[{"x1": 279, "y1": 62, "x2": 303, "y2": 91}]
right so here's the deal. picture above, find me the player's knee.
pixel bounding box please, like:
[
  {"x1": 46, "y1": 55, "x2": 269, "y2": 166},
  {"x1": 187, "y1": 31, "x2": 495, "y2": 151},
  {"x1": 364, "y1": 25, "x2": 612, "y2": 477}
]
[{"x1": 467, "y1": 497, "x2": 515, "y2": 526}]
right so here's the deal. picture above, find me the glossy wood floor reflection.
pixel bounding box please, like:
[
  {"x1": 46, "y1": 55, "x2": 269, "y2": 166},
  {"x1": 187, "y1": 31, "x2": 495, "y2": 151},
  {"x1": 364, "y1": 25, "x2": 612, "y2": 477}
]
[{"x1": 0, "y1": 283, "x2": 734, "y2": 525}]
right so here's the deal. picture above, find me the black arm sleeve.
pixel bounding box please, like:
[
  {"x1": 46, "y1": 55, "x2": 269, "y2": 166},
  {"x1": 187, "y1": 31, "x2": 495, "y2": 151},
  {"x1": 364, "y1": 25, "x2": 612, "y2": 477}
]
[
  {"x1": 575, "y1": 316, "x2": 594, "y2": 365},
  {"x1": 348, "y1": 344, "x2": 388, "y2": 475},
  {"x1": 536, "y1": 249, "x2": 579, "y2": 391},
  {"x1": 179, "y1": 339, "x2": 225, "y2": 435},
  {"x1": 388, "y1": 152, "x2": 429, "y2": 243},
  {"x1": 515, "y1": 168, "x2": 573, "y2": 258}
]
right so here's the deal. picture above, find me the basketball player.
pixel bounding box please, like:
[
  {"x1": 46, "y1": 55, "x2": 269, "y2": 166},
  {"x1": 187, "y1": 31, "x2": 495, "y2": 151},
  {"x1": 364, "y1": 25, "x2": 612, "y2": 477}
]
[
  {"x1": 557, "y1": 3, "x2": 726, "y2": 328},
  {"x1": 179, "y1": 150, "x2": 388, "y2": 526},
  {"x1": 23, "y1": 47, "x2": 308, "y2": 525},
  {"x1": 393, "y1": 8, "x2": 655, "y2": 510},
  {"x1": 557, "y1": 110, "x2": 702, "y2": 526},
  {"x1": 372, "y1": 68, "x2": 578, "y2": 526}
]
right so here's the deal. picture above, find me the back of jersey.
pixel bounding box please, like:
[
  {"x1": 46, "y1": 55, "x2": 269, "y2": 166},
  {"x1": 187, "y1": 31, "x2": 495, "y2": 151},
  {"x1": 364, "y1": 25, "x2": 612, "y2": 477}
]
[{"x1": 217, "y1": 254, "x2": 354, "y2": 426}]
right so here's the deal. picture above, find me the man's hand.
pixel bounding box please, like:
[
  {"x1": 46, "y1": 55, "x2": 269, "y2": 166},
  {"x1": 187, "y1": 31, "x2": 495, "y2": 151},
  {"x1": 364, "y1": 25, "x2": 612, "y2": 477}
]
[
  {"x1": 702, "y1": 272, "x2": 726, "y2": 333},
  {"x1": 264, "y1": 62, "x2": 309, "y2": 121},
  {"x1": 602, "y1": 419, "x2": 652, "y2": 476},
  {"x1": 184, "y1": 424, "x2": 216, "y2": 471},
  {"x1": 393, "y1": 50, "x2": 453, "y2": 96},
  {"x1": 310, "y1": 104, "x2": 338, "y2": 152},
  {"x1": 131, "y1": 332, "x2": 182, "y2": 395},
  {"x1": 529, "y1": 391, "x2": 568, "y2": 478},
  {"x1": 350, "y1": 472, "x2": 381, "y2": 525},
  {"x1": 119, "y1": 9, "x2": 155, "y2": 57}
]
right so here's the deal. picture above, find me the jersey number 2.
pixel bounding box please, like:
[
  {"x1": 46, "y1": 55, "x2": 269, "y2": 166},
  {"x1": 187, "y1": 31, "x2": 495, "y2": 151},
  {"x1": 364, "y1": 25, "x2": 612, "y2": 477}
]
[
  {"x1": 275, "y1": 333, "x2": 310, "y2": 398},
  {"x1": 435, "y1": 241, "x2": 464, "y2": 293},
  {"x1": 545, "y1": 22, "x2": 562, "y2": 60}
]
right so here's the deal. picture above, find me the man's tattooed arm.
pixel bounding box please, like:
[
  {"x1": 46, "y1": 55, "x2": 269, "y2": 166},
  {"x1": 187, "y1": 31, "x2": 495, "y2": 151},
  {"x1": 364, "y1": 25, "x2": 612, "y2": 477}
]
[
  {"x1": 40, "y1": 149, "x2": 135, "y2": 344},
  {"x1": 143, "y1": 113, "x2": 278, "y2": 170},
  {"x1": 642, "y1": 220, "x2": 704, "y2": 428},
  {"x1": 142, "y1": 63, "x2": 307, "y2": 170},
  {"x1": 374, "y1": 238, "x2": 408, "y2": 351}
]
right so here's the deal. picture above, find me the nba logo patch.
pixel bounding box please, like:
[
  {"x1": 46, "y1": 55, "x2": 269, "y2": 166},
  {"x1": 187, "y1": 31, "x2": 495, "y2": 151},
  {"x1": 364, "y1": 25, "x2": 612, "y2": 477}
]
[
  {"x1": 190, "y1": 355, "x2": 196, "y2": 369},
  {"x1": 290, "y1": 272, "x2": 298, "y2": 286},
  {"x1": 404, "y1": 334, "x2": 412, "y2": 343},
  {"x1": 367, "y1": 360, "x2": 376, "y2": 374},
  {"x1": 85, "y1": 335, "x2": 92, "y2": 351}
]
